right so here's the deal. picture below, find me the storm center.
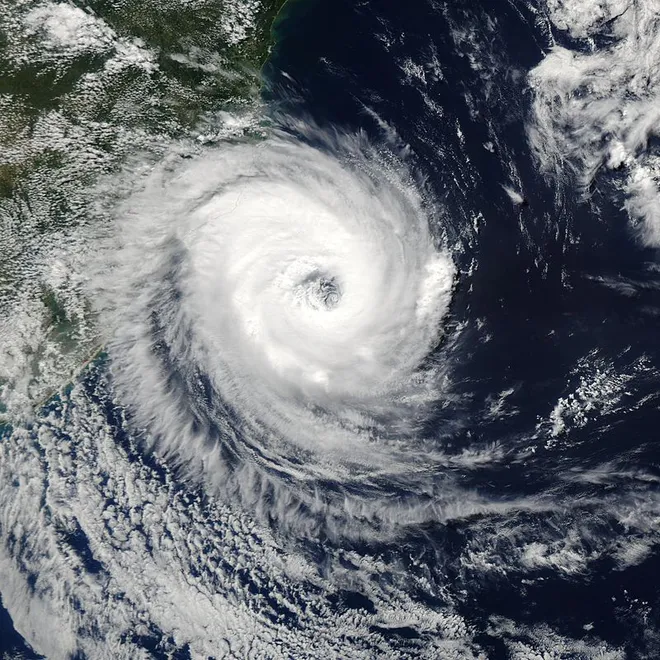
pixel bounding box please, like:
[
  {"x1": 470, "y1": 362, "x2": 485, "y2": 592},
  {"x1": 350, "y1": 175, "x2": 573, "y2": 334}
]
[{"x1": 297, "y1": 272, "x2": 342, "y2": 310}]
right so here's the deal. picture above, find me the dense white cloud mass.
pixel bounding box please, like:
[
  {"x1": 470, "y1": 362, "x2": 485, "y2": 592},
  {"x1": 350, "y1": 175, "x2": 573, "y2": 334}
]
[{"x1": 93, "y1": 128, "x2": 460, "y2": 539}]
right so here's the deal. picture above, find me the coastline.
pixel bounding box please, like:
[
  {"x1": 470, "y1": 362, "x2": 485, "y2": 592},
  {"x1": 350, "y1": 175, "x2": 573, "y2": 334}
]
[
  {"x1": 2, "y1": 0, "x2": 302, "y2": 422},
  {"x1": 264, "y1": 0, "x2": 318, "y2": 68}
]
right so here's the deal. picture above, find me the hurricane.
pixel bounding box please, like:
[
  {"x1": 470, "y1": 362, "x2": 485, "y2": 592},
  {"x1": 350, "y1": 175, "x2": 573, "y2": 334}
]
[
  {"x1": 5, "y1": 0, "x2": 660, "y2": 657},
  {"x1": 94, "y1": 126, "x2": 457, "y2": 538}
]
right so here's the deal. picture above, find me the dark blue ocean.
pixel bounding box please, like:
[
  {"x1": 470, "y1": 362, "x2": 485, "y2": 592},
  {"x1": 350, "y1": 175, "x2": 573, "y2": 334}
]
[{"x1": 264, "y1": 0, "x2": 660, "y2": 656}]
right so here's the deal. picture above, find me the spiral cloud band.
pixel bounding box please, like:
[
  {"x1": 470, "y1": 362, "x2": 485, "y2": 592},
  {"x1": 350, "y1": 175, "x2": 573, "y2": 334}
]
[{"x1": 98, "y1": 129, "x2": 456, "y2": 536}]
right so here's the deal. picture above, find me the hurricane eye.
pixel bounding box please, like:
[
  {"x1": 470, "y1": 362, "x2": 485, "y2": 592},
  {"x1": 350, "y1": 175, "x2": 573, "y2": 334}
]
[{"x1": 300, "y1": 273, "x2": 342, "y2": 310}]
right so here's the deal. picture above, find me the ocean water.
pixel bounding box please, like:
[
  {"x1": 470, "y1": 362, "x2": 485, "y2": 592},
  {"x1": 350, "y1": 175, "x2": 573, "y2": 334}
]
[{"x1": 262, "y1": 1, "x2": 660, "y2": 655}]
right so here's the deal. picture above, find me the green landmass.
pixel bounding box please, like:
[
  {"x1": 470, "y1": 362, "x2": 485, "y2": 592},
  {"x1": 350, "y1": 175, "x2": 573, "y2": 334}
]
[{"x1": 0, "y1": 0, "x2": 290, "y2": 417}]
